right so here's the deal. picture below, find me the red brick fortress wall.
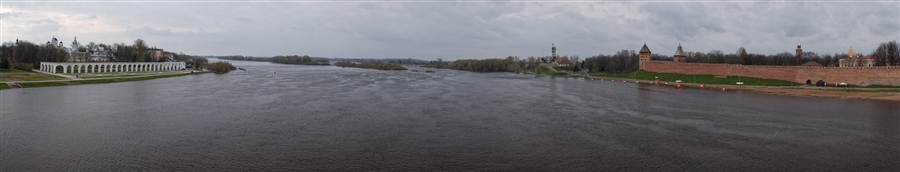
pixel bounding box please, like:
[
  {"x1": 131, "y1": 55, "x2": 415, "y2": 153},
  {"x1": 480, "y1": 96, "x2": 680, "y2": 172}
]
[{"x1": 643, "y1": 61, "x2": 900, "y2": 86}]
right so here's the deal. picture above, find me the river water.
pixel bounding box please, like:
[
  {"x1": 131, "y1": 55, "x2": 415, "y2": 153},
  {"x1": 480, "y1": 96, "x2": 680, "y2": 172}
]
[{"x1": 1, "y1": 59, "x2": 898, "y2": 171}]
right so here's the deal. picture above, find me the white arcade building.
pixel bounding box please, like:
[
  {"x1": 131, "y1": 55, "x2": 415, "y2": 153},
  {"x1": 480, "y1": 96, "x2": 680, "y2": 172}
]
[{"x1": 39, "y1": 62, "x2": 186, "y2": 74}]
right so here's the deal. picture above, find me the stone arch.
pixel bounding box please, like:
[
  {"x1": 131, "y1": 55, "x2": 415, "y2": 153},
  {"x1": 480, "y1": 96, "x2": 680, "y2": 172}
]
[
  {"x1": 806, "y1": 79, "x2": 811, "y2": 85},
  {"x1": 816, "y1": 80, "x2": 826, "y2": 87},
  {"x1": 859, "y1": 82, "x2": 868, "y2": 87}
]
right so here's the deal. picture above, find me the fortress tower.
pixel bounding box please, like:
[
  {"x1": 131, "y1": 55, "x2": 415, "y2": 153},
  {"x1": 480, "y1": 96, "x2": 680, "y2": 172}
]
[
  {"x1": 639, "y1": 43, "x2": 651, "y2": 70},
  {"x1": 673, "y1": 43, "x2": 686, "y2": 63}
]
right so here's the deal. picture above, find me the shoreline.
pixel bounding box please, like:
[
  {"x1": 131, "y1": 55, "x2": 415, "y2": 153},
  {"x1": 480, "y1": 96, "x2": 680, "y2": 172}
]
[
  {"x1": 579, "y1": 75, "x2": 900, "y2": 102},
  {"x1": 2, "y1": 70, "x2": 205, "y2": 90}
]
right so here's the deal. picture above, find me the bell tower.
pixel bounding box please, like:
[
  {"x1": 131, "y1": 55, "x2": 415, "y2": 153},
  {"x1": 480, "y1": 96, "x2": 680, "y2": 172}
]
[
  {"x1": 795, "y1": 40, "x2": 802, "y2": 64},
  {"x1": 639, "y1": 43, "x2": 651, "y2": 70},
  {"x1": 551, "y1": 43, "x2": 557, "y2": 63}
]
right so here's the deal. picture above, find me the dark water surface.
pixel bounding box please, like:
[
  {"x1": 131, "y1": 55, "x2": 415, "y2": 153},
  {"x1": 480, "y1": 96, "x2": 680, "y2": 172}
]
[{"x1": 2, "y1": 59, "x2": 898, "y2": 171}]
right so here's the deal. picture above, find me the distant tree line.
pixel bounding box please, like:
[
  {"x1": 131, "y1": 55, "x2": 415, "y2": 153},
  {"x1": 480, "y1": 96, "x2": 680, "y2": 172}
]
[
  {"x1": 583, "y1": 50, "x2": 649, "y2": 74},
  {"x1": 679, "y1": 41, "x2": 899, "y2": 66},
  {"x1": 0, "y1": 38, "x2": 196, "y2": 71},
  {"x1": 0, "y1": 40, "x2": 69, "y2": 70},
  {"x1": 218, "y1": 55, "x2": 329, "y2": 65},
  {"x1": 334, "y1": 61, "x2": 406, "y2": 70}
]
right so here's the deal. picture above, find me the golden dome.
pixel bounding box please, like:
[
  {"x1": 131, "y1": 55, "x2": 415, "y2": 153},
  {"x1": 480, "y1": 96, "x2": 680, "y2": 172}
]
[{"x1": 848, "y1": 47, "x2": 855, "y2": 57}]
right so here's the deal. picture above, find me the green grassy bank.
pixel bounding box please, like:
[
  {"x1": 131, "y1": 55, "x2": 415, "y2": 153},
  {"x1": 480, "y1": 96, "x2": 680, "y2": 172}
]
[
  {"x1": 536, "y1": 66, "x2": 567, "y2": 76},
  {"x1": 12, "y1": 72, "x2": 200, "y2": 89},
  {"x1": 0, "y1": 69, "x2": 67, "y2": 82}
]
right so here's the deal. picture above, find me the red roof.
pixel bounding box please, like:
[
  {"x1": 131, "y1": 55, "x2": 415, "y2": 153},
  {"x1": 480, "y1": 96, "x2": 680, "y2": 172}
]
[{"x1": 800, "y1": 61, "x2": 822, "y2": 66}]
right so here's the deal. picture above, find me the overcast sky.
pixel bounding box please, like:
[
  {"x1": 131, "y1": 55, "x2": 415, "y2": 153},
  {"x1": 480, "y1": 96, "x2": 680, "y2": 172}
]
[{"x1": 2, "y1": 1, "x2": 898, "y2": 60}]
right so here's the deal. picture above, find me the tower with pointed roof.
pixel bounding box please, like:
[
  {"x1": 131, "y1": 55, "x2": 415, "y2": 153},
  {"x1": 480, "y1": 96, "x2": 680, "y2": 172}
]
[
  {"x1": 639, "y1": 43, "x2": 651, "y2": 70},
  {"x1": 673, "y1": 43, "x2": 686, "y2": 63}
]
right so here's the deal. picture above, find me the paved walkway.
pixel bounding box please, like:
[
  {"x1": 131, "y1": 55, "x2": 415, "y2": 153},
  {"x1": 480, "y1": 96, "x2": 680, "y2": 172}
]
[{"x1": 31, "y1": 69, "x2": 78, "y2": 79}]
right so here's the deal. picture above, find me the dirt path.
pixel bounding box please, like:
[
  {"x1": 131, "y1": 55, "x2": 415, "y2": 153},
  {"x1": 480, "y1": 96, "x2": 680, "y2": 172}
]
[{"x1": 736, "y1": 87, "x2": 900, "y2": 102}]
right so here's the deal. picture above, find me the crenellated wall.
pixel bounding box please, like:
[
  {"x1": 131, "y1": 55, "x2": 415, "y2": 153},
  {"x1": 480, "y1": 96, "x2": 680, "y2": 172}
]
[{"x1": 643, "y1": 61, "x2": 900, "y2": 86}]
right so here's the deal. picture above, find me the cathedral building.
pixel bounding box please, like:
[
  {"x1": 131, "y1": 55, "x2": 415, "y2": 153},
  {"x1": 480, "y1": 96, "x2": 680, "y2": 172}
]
[{"x1": 838, "y1": 47, "x2": 875, "y2": 67}]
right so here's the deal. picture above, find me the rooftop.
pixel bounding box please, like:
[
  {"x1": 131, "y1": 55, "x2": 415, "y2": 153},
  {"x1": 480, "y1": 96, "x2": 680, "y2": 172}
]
[{"x1": 639, "y1": 43, "x2": 651, "y2": 53}]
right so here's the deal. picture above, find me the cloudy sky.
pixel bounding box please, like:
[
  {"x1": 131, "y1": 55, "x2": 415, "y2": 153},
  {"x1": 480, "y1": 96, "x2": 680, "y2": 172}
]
[{"x1": 2, "y1": 1, "x2": 897, "y2": 60}]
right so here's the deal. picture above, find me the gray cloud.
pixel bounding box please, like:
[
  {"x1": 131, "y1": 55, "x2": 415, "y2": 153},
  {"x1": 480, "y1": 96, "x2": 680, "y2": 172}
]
[{"x1": 1, "y1": 1, "x2": 897, "y2": 60}]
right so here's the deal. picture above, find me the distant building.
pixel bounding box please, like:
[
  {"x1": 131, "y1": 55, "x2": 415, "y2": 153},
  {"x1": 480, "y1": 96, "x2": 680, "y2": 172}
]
[
  {"x1": 838, "y1": 47, "x2": 875, "y2": 67},
  {"x1": 149, "y1": 48, "x2": 173, "y2": 62},
  {"x1": 557, "y1": 61, "x2": 569, "y2": 67}
]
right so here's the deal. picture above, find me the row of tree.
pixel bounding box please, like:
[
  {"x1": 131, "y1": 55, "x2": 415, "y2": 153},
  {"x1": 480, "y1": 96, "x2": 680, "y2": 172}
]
[
  {"x1": 334, "y1": 61, "x2": 407, "y2": 70},
  {"x1": 112, "y1": 39, "x2": 161, "y2": 62},
  {"x1": 0, "y1": 40, "x2": 69, "y2": 70},
  {"x1": 218, "y1": 55, "x2": 330, "y2": 65},
  {"x1": 675, "y1": 41, "x2": 899, "y2": 66},
  {"x1": 0, "y1": 38, "x2": 192, "y2": 71}
]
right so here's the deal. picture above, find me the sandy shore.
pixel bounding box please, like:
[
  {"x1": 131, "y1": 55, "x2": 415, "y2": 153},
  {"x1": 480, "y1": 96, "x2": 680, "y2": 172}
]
[
  {"x1": 731, "y1": 87, "x2": 900, "y2": 102},
  {"x1": 582, "y1": 75, "x2": 900, "y2": 102}
]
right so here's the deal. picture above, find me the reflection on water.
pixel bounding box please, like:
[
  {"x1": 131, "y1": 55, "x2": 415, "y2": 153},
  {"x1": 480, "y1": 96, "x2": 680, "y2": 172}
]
[{"x1": 2, "y1": 59, "x2": 898, "y2": 171}]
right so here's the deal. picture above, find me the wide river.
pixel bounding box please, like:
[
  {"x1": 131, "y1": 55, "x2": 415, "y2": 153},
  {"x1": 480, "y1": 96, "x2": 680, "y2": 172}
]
[{"x1": 1, "y1": 59, "x2": 898, "y2": 171}]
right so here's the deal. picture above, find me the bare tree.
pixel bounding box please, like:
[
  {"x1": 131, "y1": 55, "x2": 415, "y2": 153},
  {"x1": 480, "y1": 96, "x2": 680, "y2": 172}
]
[{"x1": 872, "y1": 41, "x2": 899, "y2": 66}]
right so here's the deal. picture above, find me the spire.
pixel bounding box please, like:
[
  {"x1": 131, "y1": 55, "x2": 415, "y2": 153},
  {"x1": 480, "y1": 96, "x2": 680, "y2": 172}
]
[
  {"x1": 674, "y1": 43, "x2": 685, "y2": 56},
  {"x1": 639, "y1": 43, "x2": 651, "y2": 53}
]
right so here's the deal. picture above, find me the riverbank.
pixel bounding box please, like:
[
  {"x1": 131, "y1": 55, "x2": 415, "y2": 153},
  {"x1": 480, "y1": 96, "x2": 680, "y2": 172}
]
[
  {"x1": 579, "y1": 75, "x2": 900, "y2": 102},
  {"x1": 1, "y1": 70, "x2": 206, "y2": 90},
  {"x1": 335, "y1": 61, "x2": 406, "y2": 70}
]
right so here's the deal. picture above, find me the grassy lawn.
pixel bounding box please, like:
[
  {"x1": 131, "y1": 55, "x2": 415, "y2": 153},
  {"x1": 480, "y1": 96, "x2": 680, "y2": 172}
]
[
  {"x1": 0, "y1": 84, "x2": 10, "y2": 90},
  {"x1": 0, "y1": 69, "x2": 68, "y2": 82},
  {"x1": 72, "y1": 73, "x2": 193, "y2": 84},
  {"x1": 11, "y1": 72, "x2": 201, "y2": 89},
  {"x1": 19, "y1": 82, "x2": 73, "y2": 88},
  {"x1": 594, "y1": 70, "x2": 802, "y2": 86}
]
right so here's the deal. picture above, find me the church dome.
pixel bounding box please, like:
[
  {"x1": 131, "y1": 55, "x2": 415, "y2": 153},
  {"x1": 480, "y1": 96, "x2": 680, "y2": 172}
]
[{"x1": 848, "y1": 47, "x2": 855, "y2": 57}]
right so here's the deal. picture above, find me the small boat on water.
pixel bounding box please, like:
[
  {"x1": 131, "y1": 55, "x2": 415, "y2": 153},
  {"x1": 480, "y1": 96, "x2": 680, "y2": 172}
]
[
  {"x1": 238, "y1": 67, "x2": 246, "y2": 71},
  {"x1": 425, "y1": 70, "x2": 436, "y2": 73}
]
